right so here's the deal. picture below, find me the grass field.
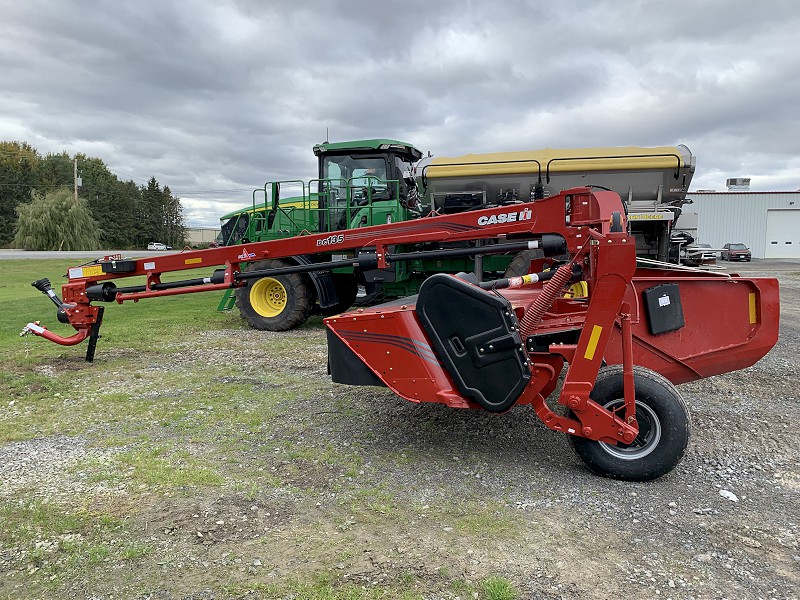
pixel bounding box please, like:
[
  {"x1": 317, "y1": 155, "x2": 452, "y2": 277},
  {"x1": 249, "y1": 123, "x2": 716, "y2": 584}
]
[
  {"x1": 3, "y1": 258, "x2": 798, "y2": 599},
  {"x1": 0, "y1": 259, "x2": 522, "y2": 599}
]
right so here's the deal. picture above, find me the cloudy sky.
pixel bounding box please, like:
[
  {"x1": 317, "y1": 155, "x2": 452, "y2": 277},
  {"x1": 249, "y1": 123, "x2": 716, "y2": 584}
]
[{"x1": 2, "y1": 0, "x2": 799, "y2": 227}]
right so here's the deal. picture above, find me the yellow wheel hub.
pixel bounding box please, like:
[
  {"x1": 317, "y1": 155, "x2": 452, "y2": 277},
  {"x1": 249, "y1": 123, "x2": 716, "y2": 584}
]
[
  {"x1": 250, "y1": 277, "x2": 287, "y2": 318},
  {"x1": 564, "y1": 281, "x2": 589, "y2": 299}
]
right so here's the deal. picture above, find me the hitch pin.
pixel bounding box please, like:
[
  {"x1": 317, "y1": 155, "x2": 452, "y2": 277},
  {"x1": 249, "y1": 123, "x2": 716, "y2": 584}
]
[{"x1": 20, "y1": 321, "x2": 44, "y2": 337}]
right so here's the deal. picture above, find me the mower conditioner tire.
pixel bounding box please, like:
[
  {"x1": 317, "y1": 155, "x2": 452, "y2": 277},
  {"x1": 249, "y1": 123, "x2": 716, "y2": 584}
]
[
  {"x1": 235, "y1": 259, "x2": 312, "y2": 331},
  {"x1": 570, "y1": 365, "x2": 691, "y2": 482}
]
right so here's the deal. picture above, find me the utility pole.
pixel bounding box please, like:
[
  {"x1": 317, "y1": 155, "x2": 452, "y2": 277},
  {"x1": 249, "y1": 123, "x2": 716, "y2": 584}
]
[{"x1": 73, "y1": 158, "x2": 78, "y2": 203}]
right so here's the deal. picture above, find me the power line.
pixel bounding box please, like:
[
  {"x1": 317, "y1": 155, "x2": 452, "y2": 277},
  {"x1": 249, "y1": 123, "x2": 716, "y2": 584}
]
[
  {"x1": 105, "y1": 168, "x2": 151, "y2": 184},
  {"x1": 0, "y1": 182, "x2": 67, "y2": 188},
  {"x1": 170, "y1": 188, "x2": 257, "y2": 195}
]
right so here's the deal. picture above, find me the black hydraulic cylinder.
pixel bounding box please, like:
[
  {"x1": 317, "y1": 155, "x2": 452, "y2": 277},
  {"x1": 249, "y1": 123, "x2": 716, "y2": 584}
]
[
  {"x1": 386, "y1": 235, "x2": 566, "y2": 264},
  {"x1": 32, "y1": 278, "x2": 64, "y2": 307},
  {"x1": 477, "y1": 263, "x2": 582, "y2": 291},
  {"x1": 99, "y1": 269, "x2": 230, "y2": 297},
  {"x1": 235, "y1": 256, "x2": 378, "y2": 282}
]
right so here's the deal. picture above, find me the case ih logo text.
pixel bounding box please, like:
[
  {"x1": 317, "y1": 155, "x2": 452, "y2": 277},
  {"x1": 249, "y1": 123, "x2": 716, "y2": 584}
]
[
  {"x1": 477, "y1": 208, "x2": 533, "y2": 226},
  {"x1": 237, "y1": 248, "x2": 257, "y2": 260}
]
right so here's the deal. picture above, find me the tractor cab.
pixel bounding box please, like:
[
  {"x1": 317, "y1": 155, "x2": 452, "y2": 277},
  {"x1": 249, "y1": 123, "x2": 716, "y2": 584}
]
[{"x1": 313, "y1": 139, "x2": 423, "y2": 230}]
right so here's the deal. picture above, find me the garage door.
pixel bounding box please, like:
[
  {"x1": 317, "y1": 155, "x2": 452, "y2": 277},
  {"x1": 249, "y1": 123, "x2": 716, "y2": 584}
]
[{"x1": 765, "y1": 209, "x2": 800, "y2": 258}]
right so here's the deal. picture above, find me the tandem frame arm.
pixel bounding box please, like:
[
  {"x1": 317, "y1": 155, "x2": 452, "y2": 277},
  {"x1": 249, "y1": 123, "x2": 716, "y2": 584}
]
[{"x1": 518, "y1": 228, "x2": 641, "y2": 445}]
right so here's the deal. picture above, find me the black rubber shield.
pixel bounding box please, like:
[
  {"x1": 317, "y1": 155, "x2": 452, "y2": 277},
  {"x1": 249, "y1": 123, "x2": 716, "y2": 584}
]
[
  {"x1": 415, "y1": 274, "x2": 530, "y2": 412},
  {"x1": 327, "y1": 329, "x2": 387, "y2": 388}
]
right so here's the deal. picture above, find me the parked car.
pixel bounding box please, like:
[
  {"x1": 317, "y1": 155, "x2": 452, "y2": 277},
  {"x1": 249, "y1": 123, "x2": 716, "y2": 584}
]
[
  {"x1": 683, "y1": 243, "x2": 717, "y2": 266},
  {"x1": 722, "y1": 243, "x2": 751, "y2": 261},
  {"x1": 147, "y1": 242, "x2": 171, "y2": 251}
]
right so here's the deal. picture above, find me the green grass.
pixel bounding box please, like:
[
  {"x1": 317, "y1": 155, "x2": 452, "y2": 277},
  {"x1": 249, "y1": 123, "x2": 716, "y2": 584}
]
[
  {"x1": 231, "y1": 577, "x2": 424, "y2": 599},
  {"x1": 115, "y1": 446, "x2": 225, "y2": 488},
  {"x1": 0, "y1": 258, "x2": 531, "y2": 599},
  {"x1": 2, "y1": 258, "x2": 235, "y2": 357},
  {"x1": 481, "y1": 576, "x2": 519, "y2": 600},
  {"x1": 229, "y1": 573, "x2": 518, "y2": 600},
  {"x1": 0, "y1": 498, "x2": 141, "y2": 577}
]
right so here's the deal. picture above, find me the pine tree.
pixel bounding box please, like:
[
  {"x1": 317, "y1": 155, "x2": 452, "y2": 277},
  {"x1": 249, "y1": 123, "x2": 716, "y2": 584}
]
[{"x1": 162, "y1": 186, "x2": 186, "y2": 249}]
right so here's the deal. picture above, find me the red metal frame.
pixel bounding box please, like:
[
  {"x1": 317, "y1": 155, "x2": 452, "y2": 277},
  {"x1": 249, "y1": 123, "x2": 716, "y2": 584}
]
[
  {"x1": 46, "y1": 188, "x2": 612, "y2": 341},
  {"x1": 25, "y1": 187, "x2": 780, "y2": 449}
]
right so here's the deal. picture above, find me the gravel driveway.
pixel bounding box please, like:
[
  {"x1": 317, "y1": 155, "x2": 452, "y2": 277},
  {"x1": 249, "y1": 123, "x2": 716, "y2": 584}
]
[{"x1": 1, "y1": 260, "x2": 798, "y2": 599}]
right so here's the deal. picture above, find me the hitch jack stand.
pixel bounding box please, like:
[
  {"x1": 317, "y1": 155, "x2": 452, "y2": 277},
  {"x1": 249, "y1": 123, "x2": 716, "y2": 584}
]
[{"x1": 85, "y1": 306, "x2": 104, "y2": 363}]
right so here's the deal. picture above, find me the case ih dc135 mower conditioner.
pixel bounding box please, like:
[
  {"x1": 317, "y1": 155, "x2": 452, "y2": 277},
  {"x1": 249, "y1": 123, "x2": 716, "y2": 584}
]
[{"x1": 23, "y1": 187, "x2": 779, "y2": 481}]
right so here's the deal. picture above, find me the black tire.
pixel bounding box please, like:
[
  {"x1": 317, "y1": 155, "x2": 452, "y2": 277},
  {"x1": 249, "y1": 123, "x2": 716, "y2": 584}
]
[
  {"x1": 235, "y1": 259, "x2": 312, "y2": 331},
  {"x1": 570, "y1": 365, "x2": 691, "y2": 481},
  {"x1": 504, "y1": 249, "x2": 543, "y2": 278}
]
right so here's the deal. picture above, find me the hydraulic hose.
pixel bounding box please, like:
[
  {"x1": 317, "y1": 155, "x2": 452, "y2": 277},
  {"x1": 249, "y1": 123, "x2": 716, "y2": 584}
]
[{"x1": 518, "y1": 263, "x2": 574, "y2": 339}]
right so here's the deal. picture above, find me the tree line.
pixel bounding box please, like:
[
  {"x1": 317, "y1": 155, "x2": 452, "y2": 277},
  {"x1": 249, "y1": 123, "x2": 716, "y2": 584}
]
[{"x1": 0, "y1": 141, "x2": 185, "y2": 250}]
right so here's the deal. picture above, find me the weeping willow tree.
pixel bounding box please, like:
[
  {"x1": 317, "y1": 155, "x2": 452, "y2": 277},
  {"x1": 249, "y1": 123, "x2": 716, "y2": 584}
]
[{"x1": 14, "y1": 187, "x2": 101, "y2": 250}]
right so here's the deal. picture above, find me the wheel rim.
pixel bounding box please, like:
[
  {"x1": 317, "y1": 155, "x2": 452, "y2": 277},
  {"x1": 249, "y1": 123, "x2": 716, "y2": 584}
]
[
  {"x1": 564, "y1": 281, "x2": 589, "y2": 299},
  {"x1": 250, "y1": 277, "x2": 287, "y2": 317},
  {"x1": 598, "y1": 400, "x2": 662, "y2": 460}
]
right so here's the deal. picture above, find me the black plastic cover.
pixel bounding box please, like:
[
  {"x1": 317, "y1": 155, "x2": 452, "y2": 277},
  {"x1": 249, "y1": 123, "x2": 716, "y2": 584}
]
[
  {"x1": 101, "y1": 260, "x2": 137, "y2": 273},
  {"x1": 416, "y1": 274, "x2": 530, "y2": 412},
  {"x1": 642, "y1": 283, "x2": 685, "y2": 335},
  {"x1": 437, "y1": 193, "x2": 484, "y2": 213}
]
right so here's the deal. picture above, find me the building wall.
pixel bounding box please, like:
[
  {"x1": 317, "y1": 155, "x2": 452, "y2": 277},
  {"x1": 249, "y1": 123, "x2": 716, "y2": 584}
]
[
  {"x1": 185, "y1": 227, "x2": 221, "y2": 245},
  {"x1": 687, "y1": 192, "x2": 800, "y2": 258}
]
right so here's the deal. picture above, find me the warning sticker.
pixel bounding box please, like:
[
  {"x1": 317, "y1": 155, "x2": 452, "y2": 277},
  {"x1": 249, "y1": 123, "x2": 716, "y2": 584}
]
[{"x1": 68, "y1": 265, "x2": 104, "y2": 279}]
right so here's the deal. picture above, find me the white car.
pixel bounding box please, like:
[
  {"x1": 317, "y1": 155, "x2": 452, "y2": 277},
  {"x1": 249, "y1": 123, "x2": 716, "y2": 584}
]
[
  {"x1": 147, "y1": 242, "x2": 171, "y2": 251},
  {"x1": 683, "y1": 243, "x2": 717, "y2": 266}
]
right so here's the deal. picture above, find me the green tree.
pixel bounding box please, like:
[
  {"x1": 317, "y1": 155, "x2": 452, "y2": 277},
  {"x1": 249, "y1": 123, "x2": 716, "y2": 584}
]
[
  {"x1": 0, "y1": 141, "x2": 39, "y2": 246},
  {"x1": 110, "y1": 179, "x2": 140, "y2": 248},
  {"x1": 76, "y1": 154, "x2": 136, "y2": 248},
  {"x1": 136, "y1": 177, "x2": 163, "y2": 247},
  {"x1": 35, "y1": 152, "x2": 73, "y2": 190},
  {"x1": 3, "y1": 141, "x2": 189, "y2": 250},
  {"x1": 135, "y1": 178, "x2": 186, "y2": 249},
  {"x1": 14, "y1": 187, "x2": 101, "y2": 250},
  {"x1": 162, "y1": 185, "x2": 186, "y2": 249}
]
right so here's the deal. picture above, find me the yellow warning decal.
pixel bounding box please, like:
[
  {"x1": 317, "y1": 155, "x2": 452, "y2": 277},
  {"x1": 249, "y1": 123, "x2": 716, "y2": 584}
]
[
  {"x1": 584, "y1": 325, "x2": 603, "y2": 360},
  {"x1": 184, "y1": 258, "x2": 202, "y2": 265},
  {"x1": 68, "y1": 265, "x2": 104, "y2": 279},
  {"x1": 82, "y1": 265, "x2": 104, "y2": 277},
  {"x1": 748, "y1": 292, "x2": 757, "y2": 324}
]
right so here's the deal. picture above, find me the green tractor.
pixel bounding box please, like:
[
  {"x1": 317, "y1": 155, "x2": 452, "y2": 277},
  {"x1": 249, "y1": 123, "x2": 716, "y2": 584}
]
[
  {"x1": 218, "y1": 139, "x2": 517, "y2": 331},
  {"x1": 218, "y1": 139, "x2": 694, "y2": 331}
]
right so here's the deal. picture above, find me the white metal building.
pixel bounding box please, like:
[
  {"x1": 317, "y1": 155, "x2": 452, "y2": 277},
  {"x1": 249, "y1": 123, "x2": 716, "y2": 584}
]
[
  {"x1": 185, "y1": 227, "x2": 221, "y2": 245},
  {"x1": 680, "y1": 190, "x2": 800, "y2": 259}
]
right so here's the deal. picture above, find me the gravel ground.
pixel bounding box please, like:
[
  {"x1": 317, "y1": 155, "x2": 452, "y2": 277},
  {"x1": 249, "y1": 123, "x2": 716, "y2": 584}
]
[{"x1": 1, "y1": 260, "x2": 798, "y2": 599}]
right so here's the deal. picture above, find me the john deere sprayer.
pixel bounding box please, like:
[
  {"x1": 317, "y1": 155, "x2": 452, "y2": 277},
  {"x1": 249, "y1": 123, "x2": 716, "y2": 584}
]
[{"x1": 217, "y1": 138, "x2": 694, "y2": 331}]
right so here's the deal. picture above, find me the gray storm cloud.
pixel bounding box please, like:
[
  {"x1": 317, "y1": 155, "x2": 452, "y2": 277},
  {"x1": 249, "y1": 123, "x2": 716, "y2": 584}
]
[{"x1": 1, "y1": 0, "x2": 798, "y2": 226}]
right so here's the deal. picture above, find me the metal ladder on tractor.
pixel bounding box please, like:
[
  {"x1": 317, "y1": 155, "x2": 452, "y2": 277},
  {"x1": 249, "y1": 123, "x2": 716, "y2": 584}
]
[{"x1": 217, "y1": 289, "x2": 236, "y2": 311}]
